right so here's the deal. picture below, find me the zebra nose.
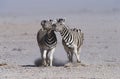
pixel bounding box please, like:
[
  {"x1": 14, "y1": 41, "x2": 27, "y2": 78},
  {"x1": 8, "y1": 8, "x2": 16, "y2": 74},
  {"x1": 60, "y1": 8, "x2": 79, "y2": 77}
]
[{"x1": 52, "y1": 24, "x2": 56, "y2": 27}]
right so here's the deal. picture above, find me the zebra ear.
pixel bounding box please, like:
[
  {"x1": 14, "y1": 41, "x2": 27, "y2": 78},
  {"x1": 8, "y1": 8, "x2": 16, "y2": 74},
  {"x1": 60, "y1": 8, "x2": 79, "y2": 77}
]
[
  {"x1": 49, "y1": 19, "x2": 53, "y2": 22},
  {"x1": 41, "y1": 20, "x2": 46, "y2": 26},
  {"x1": 57, "y1": 18, "x2": 65, "y2": 23},
  {"x1": 62, "y1": 18, "x2": 65, "y2": 22},
  {"x1": 56, "y1": 19, "x2": 59, "y2": 22}
]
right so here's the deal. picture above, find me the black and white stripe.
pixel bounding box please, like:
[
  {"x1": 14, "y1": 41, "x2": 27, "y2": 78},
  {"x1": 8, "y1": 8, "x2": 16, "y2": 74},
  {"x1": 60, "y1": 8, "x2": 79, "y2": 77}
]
[{"x1": 37, "y1": 30, "x2": 57, "y2": 49}]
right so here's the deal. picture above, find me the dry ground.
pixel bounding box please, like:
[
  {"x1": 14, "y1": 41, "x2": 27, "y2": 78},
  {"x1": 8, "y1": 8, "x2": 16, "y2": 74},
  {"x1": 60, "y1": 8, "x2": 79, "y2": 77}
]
[{"x1": 0, "y1": 14, "x2": 120, "y2": 79}]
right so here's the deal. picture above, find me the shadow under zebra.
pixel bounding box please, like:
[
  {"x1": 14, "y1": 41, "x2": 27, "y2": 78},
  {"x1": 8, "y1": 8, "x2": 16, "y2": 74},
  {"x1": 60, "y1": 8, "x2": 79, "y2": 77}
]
[{"x1": 34, "y1": 58, "x2": 66, "y2": 67}]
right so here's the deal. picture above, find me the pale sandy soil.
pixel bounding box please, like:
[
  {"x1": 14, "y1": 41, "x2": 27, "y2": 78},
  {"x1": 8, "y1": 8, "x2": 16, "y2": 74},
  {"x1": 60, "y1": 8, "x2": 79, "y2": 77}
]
[{"x1": 0, "y1": 14, "x2": 120, "y2": 79}]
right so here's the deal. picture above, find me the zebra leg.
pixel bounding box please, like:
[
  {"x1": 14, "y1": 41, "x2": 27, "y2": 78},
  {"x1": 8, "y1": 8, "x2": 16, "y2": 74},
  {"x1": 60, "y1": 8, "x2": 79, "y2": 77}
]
[
  {"x1": 67, "y1": 53, "x2": 71, "y2": 62},
  {"x1": 49, "y1": 48, "x2": 55, "y2": 66},
  {"x1": 74, "y1": 48, "x2": 81, "y2": 63},
  {"x1": 77, "y1": 47, "x2": 82, "y2": 63},
  {"x1": 43, "y1": 50, "x2": 47, "y2": 66},
  {"x1": 46, "y1": 51, "x2": 50, "y2": 66},
  {"x1": 40, "y1": 49, "x2": 44, "y2": 66},
  {"x1": 69, "y1": 52, "x2": 73, "y2": 62},
  {"x1": 67, "y1": 52, "x2": 73, "y2": 63},
  {"x1": 64, "y1": 51, "x2": 73, "y2": 67}
]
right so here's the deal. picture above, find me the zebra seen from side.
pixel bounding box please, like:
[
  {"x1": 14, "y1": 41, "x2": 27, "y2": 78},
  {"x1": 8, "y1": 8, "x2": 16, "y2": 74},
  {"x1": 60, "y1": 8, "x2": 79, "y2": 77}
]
[
  {"x1": 52, "y1": 18, "x2": 84, "y2": 63},
  {"x1": 37, "y1": 19, "x2": 57, "y2": 66}
]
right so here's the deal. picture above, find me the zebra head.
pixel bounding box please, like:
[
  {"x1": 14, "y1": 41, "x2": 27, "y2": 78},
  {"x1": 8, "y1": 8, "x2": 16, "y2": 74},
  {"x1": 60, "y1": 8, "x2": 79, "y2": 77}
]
[
  {"x1": 41, "y1": 19, "x2": 53, "y2": 31},
  {"x1": 52, "y1": 18, "x2": 65, "y2": 32}
]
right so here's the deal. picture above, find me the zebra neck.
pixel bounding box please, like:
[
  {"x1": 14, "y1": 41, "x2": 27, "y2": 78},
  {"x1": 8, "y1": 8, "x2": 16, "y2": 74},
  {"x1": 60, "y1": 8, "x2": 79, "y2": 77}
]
[
  {"x1": 47, "y1": 30, "x2": 54, "y2": 38},
  {"x1": 60, "y1": 27, "x2": 71, "y2": 42}
]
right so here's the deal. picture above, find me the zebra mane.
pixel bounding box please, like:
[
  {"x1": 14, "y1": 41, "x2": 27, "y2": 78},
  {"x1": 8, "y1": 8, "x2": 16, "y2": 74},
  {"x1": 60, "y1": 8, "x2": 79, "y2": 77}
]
[{"x1": 63, "y1": 24, "x2": 70, "y2": 30}]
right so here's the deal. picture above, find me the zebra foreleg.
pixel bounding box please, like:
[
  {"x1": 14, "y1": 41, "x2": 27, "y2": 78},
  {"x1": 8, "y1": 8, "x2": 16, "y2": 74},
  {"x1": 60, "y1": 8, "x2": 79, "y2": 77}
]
[
  {"x1": 40, "y1": 49, "x2": 44, "y2": 66},
  {"x1": 70, "y1": 52, "x2": 73, "y2": 62},
  {"x1": 46, "y1": 51, "x2": 50, "y2": 66},
  {"x1": 67, "y1": 51, "x2": 73, "y2": 63},
  {"x1": 67, "y1": 53, "x2": 70, "y2": 62},
  {"x1": 49, "y1": 48, "x2": 55, "y2": 66},
  {"x1": 42, "y1": 50, "x2": 47, "y2": 66}
]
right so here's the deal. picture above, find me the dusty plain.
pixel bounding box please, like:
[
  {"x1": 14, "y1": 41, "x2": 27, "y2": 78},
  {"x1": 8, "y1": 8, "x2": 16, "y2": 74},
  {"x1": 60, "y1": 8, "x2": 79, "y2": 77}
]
[{"x1": 0, "y1": 13, "x2": 120, "y2": 79}]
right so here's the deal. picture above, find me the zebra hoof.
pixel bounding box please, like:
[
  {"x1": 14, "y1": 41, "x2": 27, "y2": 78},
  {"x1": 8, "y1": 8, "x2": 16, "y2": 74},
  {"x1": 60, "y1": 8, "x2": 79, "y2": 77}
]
[
  {"x1": 64, "y1": 63, "x2": 72, "y2": 67},
  {"x1": 42, "y1": 63, "x2": 48, "y2": 67},
  {"x1": 42, "y1": 64, "x2": 48, "y2": 67},
  {"x1": 77, "y1": 60, "x2": 81, "y2": 63}
]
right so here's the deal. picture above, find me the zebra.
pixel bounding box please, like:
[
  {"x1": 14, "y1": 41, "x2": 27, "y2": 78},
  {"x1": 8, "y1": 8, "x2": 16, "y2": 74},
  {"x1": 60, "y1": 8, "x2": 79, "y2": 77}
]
[
  {"x1": 37, "y1": 19, "x2": 57, "y2": 66},
  {"x1": 52, "y1": 18, "x2": 84, "y2": 63}
]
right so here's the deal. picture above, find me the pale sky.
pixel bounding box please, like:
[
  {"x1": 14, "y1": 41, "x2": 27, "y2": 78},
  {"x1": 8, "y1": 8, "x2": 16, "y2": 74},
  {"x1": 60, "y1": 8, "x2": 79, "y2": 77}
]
[{"x1": 0, "y1": 0, "x2": 120, "y2": 15}]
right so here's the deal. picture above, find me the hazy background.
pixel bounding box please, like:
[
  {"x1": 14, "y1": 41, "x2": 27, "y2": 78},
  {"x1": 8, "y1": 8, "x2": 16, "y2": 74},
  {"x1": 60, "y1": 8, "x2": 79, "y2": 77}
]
[
  {"x1": 0, "y1": 0, "x2": 120, "y2": 16},
  {"x1": 0, "y1": 0, "x2": 120, "y2": 65}
]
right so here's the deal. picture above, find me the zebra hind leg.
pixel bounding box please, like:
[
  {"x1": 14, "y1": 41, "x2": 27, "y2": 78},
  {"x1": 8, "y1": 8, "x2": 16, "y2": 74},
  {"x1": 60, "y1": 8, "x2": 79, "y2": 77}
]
[{"x1": 74, "y1": 48, "x2": 81, "y2": 63}]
